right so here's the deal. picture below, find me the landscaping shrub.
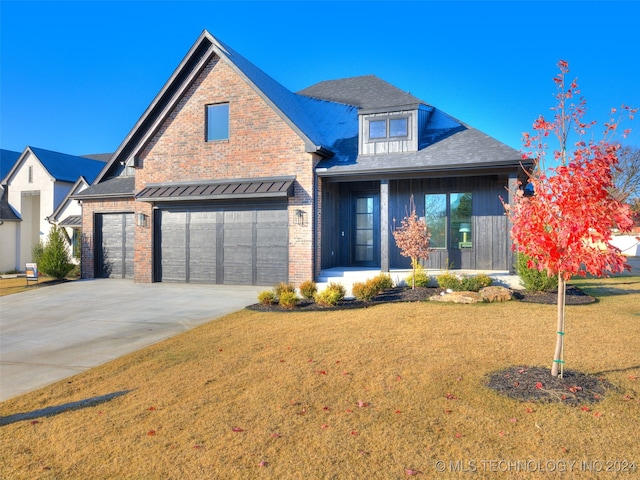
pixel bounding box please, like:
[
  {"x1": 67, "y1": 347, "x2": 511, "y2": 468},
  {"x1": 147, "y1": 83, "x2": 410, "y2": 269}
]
[
  {"x1": 314, "y1": 282, "x2": 346, "y2": 306},
  {"x1": 38, "y1": 225, "x2": 74, "y2": 280},
  {"x1": 351, "y1": 279, "x2": 379, "y2": 301},
  {"x1": 405, "y1": 263, "x2": 431, "y2": 288},
  {"x1": 371, "y1": 273, "x2": 394, "y2": 291},
  {"x1": 258, "y1": 290, "x2": 276, "y2": 305},
  {"x1": 517, "y1": 253, "x2": 559, "y2": 291},
  {"x1": 460, "y1": 273, "x2": 493, "y2": 291},
  {"x1": 437, "y1": 272, "x2": 493, "y2": 292},
  {"x1": 298, "y1": 280, "x2": 317, "y2": 300},
  {"x1": 31, "y1": 241, "x2": 45, "y2": 265},
  {"x1": 274, "y1": 282, "x2": 296, "y2": 298},
  {"x1": 278, "y1": 291, "x2": 300, "y2": 309},
  {"x1": 437, "y1": 272, "x2": 462, "y2": 291}
]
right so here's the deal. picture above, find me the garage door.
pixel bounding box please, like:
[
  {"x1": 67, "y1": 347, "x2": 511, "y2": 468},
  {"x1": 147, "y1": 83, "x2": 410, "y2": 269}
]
[
  {"x1": 157, "y1": 204, "x2": 288, "y2": 285},
  {"x1": 95, "y1": 213, "x2": 134, "y2": 279}
]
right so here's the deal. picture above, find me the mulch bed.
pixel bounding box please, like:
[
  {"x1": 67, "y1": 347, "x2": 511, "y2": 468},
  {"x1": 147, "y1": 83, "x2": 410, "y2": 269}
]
[
  {"x1": 246, "y1": 284, "x2": 596, "y2": 312},
  {"x1": 486, "y1": 366, "x2": 613, "y2": 404}
]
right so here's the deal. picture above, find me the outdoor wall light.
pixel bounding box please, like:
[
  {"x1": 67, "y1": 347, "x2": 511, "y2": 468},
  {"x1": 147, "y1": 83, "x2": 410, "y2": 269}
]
[
  {"x1": 136, "y1": 213, "x2": 148, "y2": 228},
  {"x1": 295, "y1": 209, "x2": 307, "y2": 227}
]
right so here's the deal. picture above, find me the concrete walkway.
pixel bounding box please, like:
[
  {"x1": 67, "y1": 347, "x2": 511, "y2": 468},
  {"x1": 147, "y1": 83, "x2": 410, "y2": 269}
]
[{"x1": 0, "y1": 279, "x2": 264, "y2": 401}]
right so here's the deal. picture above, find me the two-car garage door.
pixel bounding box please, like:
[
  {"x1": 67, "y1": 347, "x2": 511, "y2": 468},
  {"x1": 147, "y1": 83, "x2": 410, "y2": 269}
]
[{"x1": 156, "y1": 203, "x2": 289, "y2": 285}]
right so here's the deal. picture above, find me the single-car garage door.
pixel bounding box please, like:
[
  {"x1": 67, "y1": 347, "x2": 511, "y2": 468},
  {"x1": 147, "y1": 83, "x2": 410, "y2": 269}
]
[
  {"x1": 95, "y1": 213, "x2": 134, "y2": 279},
  {"x1": 156, "y1": 203, "x2": 288, "y2": 285}
]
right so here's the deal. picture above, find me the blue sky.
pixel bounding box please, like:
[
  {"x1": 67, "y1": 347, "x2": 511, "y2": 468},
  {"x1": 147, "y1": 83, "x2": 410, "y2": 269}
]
[{"x1": 1, "y1": 1, "x2": 639, "y2": 156}]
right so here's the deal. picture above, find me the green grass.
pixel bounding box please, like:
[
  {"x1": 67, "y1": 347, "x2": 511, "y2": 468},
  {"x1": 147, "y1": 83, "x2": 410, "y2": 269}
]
[{"x1": 1, "y1": 277, "x2": 639, "y2": 479}]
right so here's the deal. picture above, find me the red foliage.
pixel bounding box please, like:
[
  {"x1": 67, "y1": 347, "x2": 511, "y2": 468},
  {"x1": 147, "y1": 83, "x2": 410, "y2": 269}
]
[{"x1": 505, "y1": 60, "x2": 637, "y2": 280}]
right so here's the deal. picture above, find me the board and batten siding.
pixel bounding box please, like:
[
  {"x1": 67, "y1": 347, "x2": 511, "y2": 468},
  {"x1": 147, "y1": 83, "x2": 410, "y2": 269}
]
[{"x1": 388, "y1": 176, "x2": 510, "y2": 271}]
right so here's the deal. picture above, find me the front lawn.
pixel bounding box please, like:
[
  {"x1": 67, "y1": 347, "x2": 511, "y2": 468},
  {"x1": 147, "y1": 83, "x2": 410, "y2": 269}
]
[{"x1": 1, "y1": 277, "x2": 638, "y2": 479}]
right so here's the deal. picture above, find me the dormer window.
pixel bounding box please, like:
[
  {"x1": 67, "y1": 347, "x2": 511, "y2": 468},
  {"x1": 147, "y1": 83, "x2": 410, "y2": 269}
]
[
  {"x1": 366, "y1": 116, "x2": 409, "y2": 142},
  {"x1": 369, "y1": 120, "x2": 387, "y2": 139},
  {"x1": 389, "y1": 118, "x2": 408, "y2": 137}
]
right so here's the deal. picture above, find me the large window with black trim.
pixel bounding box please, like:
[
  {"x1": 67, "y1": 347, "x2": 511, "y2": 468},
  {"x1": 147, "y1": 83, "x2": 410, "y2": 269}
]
[
  {"x1": 425, "y1": 193, "x2": 473, "y2": 249},
  {"x1": 206, "y1": 103, "x2": 229, "y2": 142}
]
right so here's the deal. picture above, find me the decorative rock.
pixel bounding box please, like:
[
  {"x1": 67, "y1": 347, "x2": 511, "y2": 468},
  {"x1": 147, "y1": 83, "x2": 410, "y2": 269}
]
[
  {"x1": 430, "y1": 291, "x2": 483, "y2": 304},
  {"x1": 480, "y1": 286, "x2": 513, "y2": 303}
]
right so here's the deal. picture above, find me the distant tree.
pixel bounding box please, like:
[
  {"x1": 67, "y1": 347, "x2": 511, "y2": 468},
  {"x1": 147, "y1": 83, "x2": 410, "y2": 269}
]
[
  {"x1": 610, "y1": 145, "x2": 640, "y2": 203},
  {"x1": 392, "y1": 195, "x2": 431, "y2": 289},
  {"x1": 503, "y1": 60, "x2": 637, "y2": 378},
  {"x1": 39, "y1": 225, "x2": 74, "y2": 280}
]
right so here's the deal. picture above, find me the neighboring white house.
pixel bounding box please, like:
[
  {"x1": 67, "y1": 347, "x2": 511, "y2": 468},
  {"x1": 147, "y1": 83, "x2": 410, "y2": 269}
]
[
  {"x1": 0, "y1": 149, "x2": 22, "y2": 272},
  {"x1": 47, "y1": 176, "x2": 93, "y2": 262},
  {"x1": 1, "y1": 146, "x2": 105, "y2": 272}
]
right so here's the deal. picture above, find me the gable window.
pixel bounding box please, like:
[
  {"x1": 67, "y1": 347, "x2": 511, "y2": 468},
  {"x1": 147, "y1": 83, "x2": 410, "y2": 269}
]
[
  {"x1": 206, "y1": 103, "x2": 229, "y2": 141},
  {"x1": 28, "y1": 165, "x2": 33, "y2": 183},
  {"x1": 425, "y1": 192, "x2": 473, "y2": 249}
]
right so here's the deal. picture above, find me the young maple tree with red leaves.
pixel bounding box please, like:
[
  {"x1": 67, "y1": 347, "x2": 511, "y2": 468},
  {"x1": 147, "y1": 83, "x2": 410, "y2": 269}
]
[
  {"x1": 503, "y1": 60, "x2": 638, "y2": 377},
  {"x1": 392, "y1": 195, "x2": 431, "y2": 289}
]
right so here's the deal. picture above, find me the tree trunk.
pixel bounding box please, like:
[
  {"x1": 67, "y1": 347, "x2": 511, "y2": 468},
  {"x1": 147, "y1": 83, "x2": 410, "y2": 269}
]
[{"x1": 551, "y1": 275, "x2": 566, "y2": 377}]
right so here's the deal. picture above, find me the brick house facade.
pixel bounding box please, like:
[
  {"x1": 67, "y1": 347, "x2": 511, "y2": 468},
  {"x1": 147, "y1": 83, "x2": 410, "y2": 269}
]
[{"x1": 76, "y1": 31, "x2": 530, "y2": 285}]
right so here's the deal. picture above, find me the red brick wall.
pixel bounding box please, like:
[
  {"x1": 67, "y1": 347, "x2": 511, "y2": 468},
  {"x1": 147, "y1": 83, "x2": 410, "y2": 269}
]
[{"x1": 93, "y1": 56, "x2": 318, "y2": 285}]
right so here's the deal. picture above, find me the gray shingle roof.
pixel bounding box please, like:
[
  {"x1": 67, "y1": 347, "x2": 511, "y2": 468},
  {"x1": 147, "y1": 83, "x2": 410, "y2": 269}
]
[
  {"x1": 0, "y1": 186, "x2": 20, "y2": 221},
  {"x1": 316, "y1": 127, "x2": 524, "y2": 177},
  {"x1": 74, "y1": 176, "x2": 136, "y2": 199},
  {"x1": 298, "y1": 75, "x2": 425, "y2": 111}
]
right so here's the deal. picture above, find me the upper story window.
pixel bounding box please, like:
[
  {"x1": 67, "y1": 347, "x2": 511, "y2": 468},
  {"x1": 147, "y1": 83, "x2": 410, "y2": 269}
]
[
  {"x1": 28, "y1": 165, "x2": 33, "y2": 183},
  {"x1": 206, "y1": 103, "x2": 229, "y2": 142},
  {"x1": 366, "y1": 116, "x2": 409, "y2": 142}
]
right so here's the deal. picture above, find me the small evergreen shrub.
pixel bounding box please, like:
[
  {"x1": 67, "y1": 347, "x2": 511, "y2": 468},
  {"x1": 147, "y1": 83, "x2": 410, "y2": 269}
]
[
  {"x1": 39, "y1": 225, "x2": 74, "y2": 279},
  {"x1": 460, "y1": 273, "x2": 493, "y2": 291},
  {"x1": 314, "y1": 282, "x2": 346, "y2": 306},
  {"x1": 371, "y1": 273, "x2": 394, "y2": 292},
  {"x1": 258, "y1": 290, "x2": 277, "y2": 305},
  {"x1": 298, "y1": 280, "x2": 317, "y2": 300},
  {"x1": 405, "y1": 263, "x2": 431, "y2": 288},
  {"x1": 351, "y1": 279, "x2": 379, "y2": 301},
  {"x1": 32, "y1": 241, "x2": 45, "y2": 265},
  {"x1": 437, "y1": 272, "x2": 462, "y2": 291},
  {"x1": 278, "y1": 291, "x2": 300, "y2": 309},
  {"x1": 274, "y1": 282, "x2": 296, "y2": 298},
  {"x1": 517, "y1": 254, "x2": 558, "y2": 291}
]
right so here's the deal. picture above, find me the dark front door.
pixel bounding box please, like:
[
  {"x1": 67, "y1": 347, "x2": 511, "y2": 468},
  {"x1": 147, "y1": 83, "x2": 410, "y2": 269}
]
[{"x1": 351, "y1": 193, "x2": 379, "y2": 267}]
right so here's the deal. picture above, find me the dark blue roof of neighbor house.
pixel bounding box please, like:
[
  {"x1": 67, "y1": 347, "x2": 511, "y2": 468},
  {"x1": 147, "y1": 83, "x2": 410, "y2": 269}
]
[
  {"x1": 29, "y1": 146, "x2": 106, "y2": 183},
  {"x1": 1, "y1": 149, "x2": 21, "y2": 182}
]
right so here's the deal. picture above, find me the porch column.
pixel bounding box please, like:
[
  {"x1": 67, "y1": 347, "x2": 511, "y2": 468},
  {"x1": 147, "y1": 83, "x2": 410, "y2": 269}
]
[
  {"x1": 507, "y1": 172, "x2": 518, "y2": 273},
  {"x1": 380, "y1": 179, "x2": 389, "y2": 272}
]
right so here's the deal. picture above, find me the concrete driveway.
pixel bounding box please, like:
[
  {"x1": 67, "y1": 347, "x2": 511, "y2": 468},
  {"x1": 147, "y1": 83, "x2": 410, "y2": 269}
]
[{"x1": 0, "y1": 279, "x2": 264, "y2": 401}]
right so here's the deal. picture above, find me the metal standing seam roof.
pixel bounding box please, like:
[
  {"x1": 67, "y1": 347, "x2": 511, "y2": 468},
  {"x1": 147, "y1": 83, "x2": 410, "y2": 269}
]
[
  {"x1": 58, "y1": 215, "x2": 82, "y2": 227},
  {"x1": 135, "y1": 177, "x2": 296, "y2": 202}
]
